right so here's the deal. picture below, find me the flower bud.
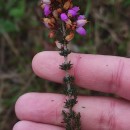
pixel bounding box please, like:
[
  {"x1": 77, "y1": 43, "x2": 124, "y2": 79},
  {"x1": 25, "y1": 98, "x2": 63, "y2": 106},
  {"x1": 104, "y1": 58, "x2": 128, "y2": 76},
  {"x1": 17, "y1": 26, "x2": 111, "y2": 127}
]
[
  {"x1": 43, "y1": 18, "x2": 55, "y2": 28},
  {"x1": 60, "y1": 13, "x2": 68, "y2": 22},
  {"x1": 57, "y1": 8, "x2": 62, "y2": 14},
  {"x1": 76, "y1": 19, "x2": 87, "y2": 27},
  {"x1": 52, "y1": 10, "x2": 58, "y2": 19},
  {"x1": 72, "y1": 25, "x2": 76, "y2": 30},
  {"x1": 72, "y1": 6, "x2": 80, "y2": 11},
  {"x1": 76, "y1": 27, "x2": 86, "y2": 36},
  {"x1": 70, "y1": 3, "x2": 73, "y2": 8},
  {"x1": 63, "y1": 1, "x2": 71, "y2": 10},
  {"x1": 44, "y1": 4, "x2": 51, "y2": 16},
  {"x1": 78, "y1": 15, "x2": 86, "y2": 20},
  {"x1": 68, "y1": 6, "x2": 80, "y2": 17},
  {"x1": 66, "y1": 24, "x2": 71, "y2": 29},
  {"x1": 49, "y1": 31, "x2": 55, "y2": 38},
  {"x1": 68, "y1": 10, "x2": 77, "y2": 17},
  {"x1": 50, "y1": 18, "x2": 55, "y2": 23},
  {"x1": 43, "y1": 18, "x2": 50, "y2": 23},
  {"x1": 40, "y1": 3, "x2": 45, "y2": 9},
  {"x1": 66, "y1": 19, "x2": 72, "y2": 25},
  {"x1": 65, "y1": 32, "x2": 74, "y2": 41},
  {"x1": 41, "y1": 0, "x2": 51, "y2": 4}
]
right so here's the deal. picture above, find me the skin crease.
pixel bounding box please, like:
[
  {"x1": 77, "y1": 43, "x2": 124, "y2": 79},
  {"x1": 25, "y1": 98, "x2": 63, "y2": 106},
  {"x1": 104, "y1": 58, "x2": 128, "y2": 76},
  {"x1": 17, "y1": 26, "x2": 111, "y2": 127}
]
[{"x1": 13, "y1": 51, "x2": 130, "y2": 130}]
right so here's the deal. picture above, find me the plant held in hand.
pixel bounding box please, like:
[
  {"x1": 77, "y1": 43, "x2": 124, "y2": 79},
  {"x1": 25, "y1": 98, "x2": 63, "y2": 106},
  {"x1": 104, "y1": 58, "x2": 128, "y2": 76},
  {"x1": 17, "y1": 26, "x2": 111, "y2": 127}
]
[{"x1": 40, "y1": 0, "x2": 88, "y2": 129}]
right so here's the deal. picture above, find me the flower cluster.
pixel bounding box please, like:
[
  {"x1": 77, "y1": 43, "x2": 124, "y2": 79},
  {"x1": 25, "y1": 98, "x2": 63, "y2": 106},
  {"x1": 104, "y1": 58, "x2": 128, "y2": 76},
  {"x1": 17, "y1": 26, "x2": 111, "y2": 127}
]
[
  {"x1": 40, "y1": 0, "x2": 87, "y2": 42},
  {"x1": 40, "y1": 0, "x2": 88, "y2": 129}
]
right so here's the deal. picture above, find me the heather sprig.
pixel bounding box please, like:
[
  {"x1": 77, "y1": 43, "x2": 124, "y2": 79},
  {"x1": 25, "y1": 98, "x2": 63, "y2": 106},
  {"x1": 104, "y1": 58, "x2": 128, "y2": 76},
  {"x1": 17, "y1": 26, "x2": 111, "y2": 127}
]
[
  {"x1": 40, "y1": 0, "x2": 87, "y2": 38},
  {"x1": 40, "y1": 0, "x2": 88, "y2": 129}
]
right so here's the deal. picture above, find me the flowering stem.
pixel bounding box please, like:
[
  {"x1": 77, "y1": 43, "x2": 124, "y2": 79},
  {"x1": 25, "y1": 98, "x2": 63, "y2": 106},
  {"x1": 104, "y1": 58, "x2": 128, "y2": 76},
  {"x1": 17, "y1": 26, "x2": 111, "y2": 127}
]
[
  {"x1": 40, "y1": 0, "x2": 88, "y2": 129},
  {"x1": 59, "y1": 22, "x2": 81, "y2": 130}
]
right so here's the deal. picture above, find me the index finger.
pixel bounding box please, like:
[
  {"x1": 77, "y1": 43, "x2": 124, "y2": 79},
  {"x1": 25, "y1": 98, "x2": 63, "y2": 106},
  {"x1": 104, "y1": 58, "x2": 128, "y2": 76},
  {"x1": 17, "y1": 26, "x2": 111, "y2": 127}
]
[{"x1": 32, "y1": 51, "x2": 130, "y2": 100}]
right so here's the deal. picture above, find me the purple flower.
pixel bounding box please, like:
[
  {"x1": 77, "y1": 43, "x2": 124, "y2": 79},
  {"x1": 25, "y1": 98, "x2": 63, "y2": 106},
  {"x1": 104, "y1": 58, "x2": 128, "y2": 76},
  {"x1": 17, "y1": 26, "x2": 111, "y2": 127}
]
[
  {"x1": 76, "y1": 27, "x2": 86, "y2": 36},
  {"x1": 68, "y1": 6, "x2": 80, "y2": 17},
  {"x1": 68, "y1": 9, "x2": 77, "y2": 17},
  {"x1": 76, "y1": 19, "x2": 87, "y2": 27},
  {"x1": 78, "y1": 15, "x2": 85, "y2": 20},
  {"x1": 60, "y1": 13, "x2": 68, "y2": 22},
  {"x1": 71, "y1": 6, "x2": 80, "y2": 12},
  {"x1": 44, "y1": 4, "x2": 51, "y2": 16}
]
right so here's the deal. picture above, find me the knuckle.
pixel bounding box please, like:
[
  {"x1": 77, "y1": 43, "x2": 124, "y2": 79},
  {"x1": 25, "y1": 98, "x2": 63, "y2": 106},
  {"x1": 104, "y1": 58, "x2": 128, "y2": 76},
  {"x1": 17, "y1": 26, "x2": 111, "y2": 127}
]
[
  {"x1": 112, "y1": 58, "x2": 125, "y2": 93},
  {"x1": 107, "y1": 99, "x2": 117, "y2": 130}
]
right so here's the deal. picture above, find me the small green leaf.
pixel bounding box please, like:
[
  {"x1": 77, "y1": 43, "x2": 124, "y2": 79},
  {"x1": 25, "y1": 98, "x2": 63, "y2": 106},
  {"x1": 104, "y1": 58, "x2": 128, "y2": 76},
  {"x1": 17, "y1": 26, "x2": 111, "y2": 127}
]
[{"x1": 0, "y1": 19, "x2": 17, "y2": 32}]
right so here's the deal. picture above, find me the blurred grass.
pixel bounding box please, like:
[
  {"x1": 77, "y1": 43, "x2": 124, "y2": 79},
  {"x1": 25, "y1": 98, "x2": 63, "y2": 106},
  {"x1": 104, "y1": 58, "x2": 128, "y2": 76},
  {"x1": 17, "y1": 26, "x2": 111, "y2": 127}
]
[{"x1": 0, "y1": 0, "x2": 130, "y2": 130}]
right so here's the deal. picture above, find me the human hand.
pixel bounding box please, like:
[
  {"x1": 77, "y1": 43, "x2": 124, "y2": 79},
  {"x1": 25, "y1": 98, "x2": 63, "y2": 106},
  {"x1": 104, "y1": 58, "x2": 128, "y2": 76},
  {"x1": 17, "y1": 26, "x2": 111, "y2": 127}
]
[{"x1": 13, "y1": 51, "x2": 130, "y2": 130}]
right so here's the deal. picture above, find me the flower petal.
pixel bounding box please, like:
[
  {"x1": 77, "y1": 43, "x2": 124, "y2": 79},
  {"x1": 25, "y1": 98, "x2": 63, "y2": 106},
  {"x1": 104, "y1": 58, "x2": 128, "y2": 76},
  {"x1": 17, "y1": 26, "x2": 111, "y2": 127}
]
[
  {"x1": 68, "y1": 9, "x2": 77, "y2": 17},
  {"x1": 44, "y1": 4, "x2": 51, "y2": 16},
  {"x1": 71, "y1": 6, "x2": 80, "y2": 12},
  {"x1": 60, "y1": 13, "x2": 68, "y2": 21},
  {"x1": 76, "y1": 27, "x2": 87, "y2": 36},
  {"x1": 76, "y1": 19, "x2": 87, "y2": 27},
  {"x1": 78, "y1": 15, "x2": 85, "y2": 20}
]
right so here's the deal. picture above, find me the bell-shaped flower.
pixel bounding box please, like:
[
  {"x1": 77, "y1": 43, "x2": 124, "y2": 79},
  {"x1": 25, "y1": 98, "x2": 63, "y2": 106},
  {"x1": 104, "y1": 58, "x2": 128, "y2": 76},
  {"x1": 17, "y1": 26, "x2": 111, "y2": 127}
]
[
  {"x1": 68, "y1": 6, "x2": 80, "y2": 17},
  {"x1": 43, "y1": 18, "x2": 54, "y2": 28},
  {"x1": 65, "y1": 32, "x2": 74, "y2": 41},
  {"x1": 63, "y1": 1, "x2": 71, "y2": 10},
  {"x1": 71, "y1": 6, "x2": 80, "y2": 12},
  {"x1": 44, "y1": 4, "x2": 51, "y2": 16},
  {"x1": 76, "y1": 19, "x2": 87, "y2": 27},
  {"x1": 76, "y1": 27, "x2": 86, "y2": 36},
  {"x1": 60, "y1": 13, "x2": 68, "y2": 22},
  {"x1": 78, "y1": 15, "x2": 85, "y2": 20}
]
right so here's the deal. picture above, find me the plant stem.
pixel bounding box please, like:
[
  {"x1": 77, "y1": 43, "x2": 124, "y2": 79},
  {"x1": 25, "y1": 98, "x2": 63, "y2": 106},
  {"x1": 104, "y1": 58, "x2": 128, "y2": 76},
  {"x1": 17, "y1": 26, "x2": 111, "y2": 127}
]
[{"x1": 60, "y1": 22, "x2": 81, "y2": 130}]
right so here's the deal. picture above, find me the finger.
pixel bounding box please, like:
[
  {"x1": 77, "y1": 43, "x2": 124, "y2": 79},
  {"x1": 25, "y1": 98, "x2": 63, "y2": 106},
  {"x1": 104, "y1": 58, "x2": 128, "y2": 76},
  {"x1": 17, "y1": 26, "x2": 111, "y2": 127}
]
[
  {"x1": 32, "y1": 51, "x2": 130, "y2": 100},
  {"x1": 13, "y1": 121, "x2": 64, "y2": 130},
  {"x1": 16, "y1": 93, "x2": 130, "y2": 130}
]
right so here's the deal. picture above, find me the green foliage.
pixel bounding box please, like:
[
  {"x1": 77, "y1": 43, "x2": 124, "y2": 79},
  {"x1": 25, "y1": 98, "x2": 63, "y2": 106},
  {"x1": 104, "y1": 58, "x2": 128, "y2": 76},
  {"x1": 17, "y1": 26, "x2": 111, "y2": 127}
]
[
  {"x1": 123, "y1": 0, "x2": 130, "y2": 6},
  {"x1": 9, "y1": 1, "x2": 25, "y2": 19},
  {"x1": 0, "y1": 0, "x2": 24, "y2": 32},
  {"x1": 0, "y1": 0, "x2": 38, "y2": 33},
  {"x1": 0, "y1": 19, "x2": 17, "y2": 32}
]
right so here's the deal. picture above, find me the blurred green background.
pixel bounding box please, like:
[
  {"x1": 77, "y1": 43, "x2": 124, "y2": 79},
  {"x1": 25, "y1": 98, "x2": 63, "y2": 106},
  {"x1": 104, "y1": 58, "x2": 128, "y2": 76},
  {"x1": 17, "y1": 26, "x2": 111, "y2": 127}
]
[{"x1": 0, "y1": 0, "x2": 130, "y2": 129}]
